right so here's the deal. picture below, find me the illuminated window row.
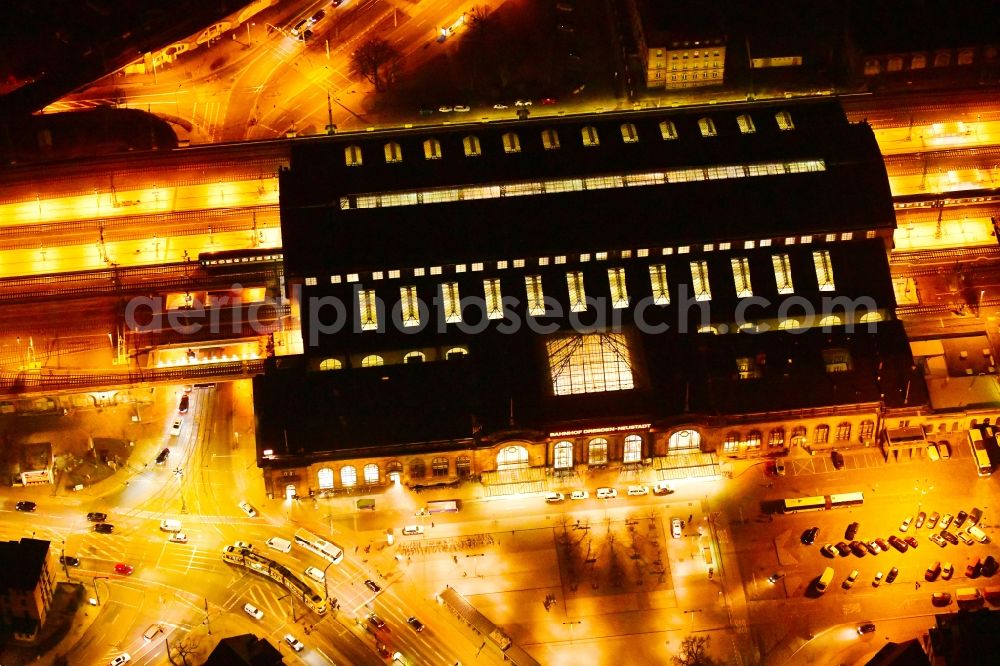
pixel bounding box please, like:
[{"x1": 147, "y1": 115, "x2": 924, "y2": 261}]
[
  {"x1": 352, "y1": 252, "x2": 836, "y2": 328},
  {"x1": 338, "y1": 159, "x2": 827, "y2": 210}
]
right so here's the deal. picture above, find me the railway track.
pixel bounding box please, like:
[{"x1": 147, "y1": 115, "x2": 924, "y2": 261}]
[{"x1": 890, "y1": 245, "x2": 1000, "y2": 266}]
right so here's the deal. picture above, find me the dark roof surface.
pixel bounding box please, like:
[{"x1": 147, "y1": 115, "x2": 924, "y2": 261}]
[
  {"x1": 203, "y1": 634, "x2": 283, "y2": 666},
  {"x1": 0, "y1": 538, "x2": 50, "y2": 591},
  {"x1": 850, "y1": 0, "x2": 1000, "y2": 54},
  {"x1": 279, "y1": 100, "x2": 893, "y2": 277}
]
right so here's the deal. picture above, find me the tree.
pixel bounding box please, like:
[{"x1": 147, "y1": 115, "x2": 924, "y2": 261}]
[
  {"x1": 351, "y1": 38, "x2": 402, "y2": 92},
  {"x1": 169, "y1": 635, "x2": 203, "y2": 666},
  {"x1": 466, "y1": 6, "x2": 493, "y2": 43},
  {"x1": 672, "y1": 635, "x2": 716, "y2": 666}
]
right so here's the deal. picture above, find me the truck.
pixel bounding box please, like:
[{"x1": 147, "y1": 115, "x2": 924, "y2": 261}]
[
  {"x1": 815, "y1": 567, "x2": 834, "y2": 593},
  {"x1": 956, "y1": 587, "x2": 983, "y2": 604}
]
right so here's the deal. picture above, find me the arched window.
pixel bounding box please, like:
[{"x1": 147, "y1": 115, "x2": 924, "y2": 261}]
[
  {"x1": 779, "y1": 318, "x2": 801, "y2": 330},
  {"x1": 497, "y1": 446, "x2": 528, "y2": 469},
  {"x1": 581, "y1": 126, "x2": 599, "y2": 147},
  {"x1": 456, "y1": 456, "x2": 472, "y2": 477},
  {"x1": 432, "y1": 457, "x2": 449, "y2": 477},
  {"x1": 859, "y1": 420, "x2": 875, "y2": 441},
  {"x1": 384, "y1": 141, "x2": 402, "y2": 163},
  {"x1": 361, "y1": 354, "x2": 384, "y2": 367},
  {"x1": 463, "y1": 135, "x2": 481, "y2": 157},
  {"x1": 775, "y1": 111, "x2": 794, "y2": 131},
  {"x1": 340, "y1": 465, "x2": 357, "y2": 487},
  {"x1": 698, "y1": 325, "x2": 719, "y2": 334},
  {"x1": 836, "y1": 422, "x2": 852, "y2": 441},
  {"x1": 363, "y1": 463, "x2": 379, "y2": 484},
  {"x1": 768, "y1": 428, "x2": 785, "y2": 448},
  {"x1": 317, "y1": 467, "x2": 334, "y2": 489},
  {"x1": 818, "y1": 314, "x2": 843, "y2": 328},
  {"x1": 409, "y1": 459, "x2": 426, "y2": 479},
  {"x1": 746, "y1": 430, "x2": 762, "y2": 450},
  {"x1": 423, "y1": 138, "x2": 442, "y2": 160},
  {"x1": 814, "y1": 425, "x2": 830, "y2": 444},
  {"x1": 502, "y1": 132, "x2": 521, "y2": 154},
  {"x1": 860, "y1": 311, "x2": 883, "y2": 324},
  {"x1": 723, "y1": 432, "x2": 740, "y2": 453},
  {"x1": 791, "y1": 426, "x2": 807, "y2": 444},
  {"x1": 386, "y1": 460, "x2": 403, "y2": 475},
  {"x1": 344, "y1": 144, "x2": 363, "y2": 166},
  {"x1": 698, "y1": 117, "x2": 717, "y2": 137},
  {"x1": 623, "y1": 434, "x2": 642, "y2": 463},
  {"x1": 554, "y1": 441, "x2": 573, "y2": 469},
  {"x1": 541, "y1": 129, "x2": 560, "y2": 150},
  {"x1": 446, "y1": 347, "x2": 468, "y2": 359},
  {"x1": 588, "y1": 438, "x2": 608, "y2": 465},
  {"x1": 319, "y1": 358, "x2": 342, "y2": 371},
  {"x1": 620, "y1": 123, "x2": 638, "y2": 143},
  {"x1": 659, "y1": 120, "x2": 678, "y2": 140},
  {"x1": 668, "y1": 429, "x2": 701, "y2": 451},
  {"x1": 403, "y1": 351, "x2": 426, "y2": 364},
  {"x1": 736, "y1": 114, "x2": 756, "y2": 134}
]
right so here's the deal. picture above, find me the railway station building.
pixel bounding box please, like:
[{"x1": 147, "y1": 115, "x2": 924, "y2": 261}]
[{"x1": 252, "y1": 100, "x2": 924, "y2": 499}]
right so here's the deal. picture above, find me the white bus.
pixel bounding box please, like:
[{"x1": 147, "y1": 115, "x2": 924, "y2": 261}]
[
  {"x1": 969, "y1": 429, "x2": 993, "y2": 477},
  {"x1": 294, "y1": 528, "x2": 344, "y2": 564}
]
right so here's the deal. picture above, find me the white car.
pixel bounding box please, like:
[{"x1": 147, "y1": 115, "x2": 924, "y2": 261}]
[
  {"x1": 570, "y1": 490, "x2": 589, "y2": 500},
  {"x1": 492, "y1": 103, "x2": 509, "y2": 109},
  {"x1": 243, "y1": 603, "x2": 264, "y2": 620},
  {"x1": 899, "y1": 515, "x2": 913, "y2": 532},
  {"x1": 454, "y1": 105, "x2": 471, "y2": 112},
  {"x1": 437, "y1": 105, "x2": 453, "y2": 113},
  {"x1": 596, "y1": 487, "x2": 617, "y2": 499},
  {"x1": 168, "y1": 533, "x2": 188, "y2": 543},
  {"x1": 109, "y1": 655, "x2": 131, "y2": 666},
  {"x1": 169, "y1": 420, "x2": 182, "y2": 436},
  {"x1": 627, "y1": 485, "x2": 649, "y2": 496},
  {"x1": 545, "y1": 492, "x2": 565, "y2": 503},
  {"x1": 671, "y1": 517, "x2": 683, "y2": 539},
  {"x1": 304, "y1": 566, "x2": 325, "y2": 582},
  {"x1": 401, "y1": 524, "x2": 425, "y2": 535},
  {"x1": 284, "y1": 634, "x2": 305, "y2": 652},
  {"x1": 515, "y1": 99, "x2": 533, "y2": 107},
  {"x1": 239, "y1": 501, "x2": 257, "y2": 518}
]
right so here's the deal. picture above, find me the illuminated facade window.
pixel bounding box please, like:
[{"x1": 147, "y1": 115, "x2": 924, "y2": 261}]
[
  {"x1": 547, "y1": 333, "x2": 634, "y2": 396},
  {"x1": 819, "y1": 314, "x2": 843, "y2": 328},
  {"x1": 823, "y1": 347, "x2": 851, "y2": 373},
  {"x1": 775, "y1": 110, "x2": 795, "y2": 131},
  {"x1": 588, "y1": 438, "x2": 609, "y2": 465},
  {"x1": 409, "y1": 459, "x2": 426, "y2": 478},
  {"x1": 778, "y1": 318, "x2": 801, "y2": 330},
  {"x1": 423, "y1": 138, "x2": 442, "y2": 160},
  {"x1": 581, "y1": 126, "x2": 600, "y2": 147},
  {"x1": 432, "y1": 457, "x2": 449, "y2": 477},
  {"x1": 446, "y1": 347, "x2": 468, "y2": 359},
  {"x1": 483, "y1": 278, "x2": 504, "y2": 320},
  {"x1": 860, "y1": 311, "x2": 883, "y2": 324},
  {"x1": 305, "y1": 277, "x2": 317, "y2": 286},
  {"x1": 384, "y1": 142, "x2": 402, "y2": 163},
  {"x1": 456, "y1": 456, "x2": 472, "y2": 477},
  {"x1": 813, "y1": 250, "x2": 835, "y2": 291},
  {"x1": 623, "y1": 435, "x2": 642, "y2": 463},
  {"x1": 772, "y1": 254, "x2": 794, "y2": 294},
  {"x1": 814, "y1": 425, "x2": 830, "y2": 444},
  {"x1": 768, "y1": 428, "x2": 785, "y2": 448},
  {"x1": 859, "y1": 420, "x2": 875, "y2": 441},
  {"x1": 836, "y1": 422, "x2": 852, "y2": 441},
  {"x1": 649, "y1": 264, "x2": 670, "y2": 305},
  {"x1": 463, "y1": 135, "x2": 481, "y2": 157},
  {"x1": 698, "y1": 117, "x2": 717, "y2": 137},
  {"x1": 502, "y1": 132, "x2": 521, "y2": 153},
  {"x1": 659, "y1": 120, "x2": 678, "y2": 139},
  {"x1": 525, "y1": 275, "x2": 545, "y2": 316},
  {"x1": 690, "y1": 260, "x2": 712, "y2": 301},
  {"x1": 736, "y1": 357, "x2": 760, "y2": 379},
  {"x1": 400, "y1": 286, "x2": 420, "y2": 327},
  {"x1": 554, "y1": 441, "x2": 573, "y2": 469},
  {"x1": 340, "y1": 465, "x2": 357, "y2": 487},
  {"x1": 319, "y1": 358, "x2": 342, "y2": 371},
  {"x1": 723, "y1": 432, "x2": 740, "y2": 453},
  {"x1": 441, "y1": 282, "x2": 461, "y2": 323},
  {"x1": 317, "y1": 467, "x2": 334, "y2": 489},
  {"x1": 358, "y1": 289, "x2": 378, "y2": 331},
  {"x1": 566, "y1": 271, "x2": 587, "y2": 312},
  {"x1": 608, "y1": 268, "x2": 629, "y2": 308},
  {"x1": 403, "y1": 351, "x2": 426, "y2": 364},
  {"x1": 731, "y1": 257, "x2": 753, "y2": 297},
  {"x1": 344, "y1": 145, "x2": 363, "y2": 166},
  {"x1": 541, "y1": 129, "x2": 560, "y2": 150},
  {"x1": 736, "y1": 114, "x2": 756, "y2": 134},
  {"x1": 621, "y1": 123, "x2": 639, "y2": 143},
  {"x1": 361, "y1": 354, "x2": 384, "y2": 367},
  {"x1": 363, "y1": 464, "x2": 379, "y2": 484},
  {"x1": 746, "y1": 430, "x2": 762, "y2": 451},
  {"x1": 791, "y1": 425, "x2": 807, "y2": 444}
]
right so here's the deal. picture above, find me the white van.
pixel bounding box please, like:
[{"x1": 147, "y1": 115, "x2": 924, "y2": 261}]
[
  {"x1": 304, "y1": 566, "x2": 325, "y2": 582},
  {"x1": 159, "y1": 519, "x2": 182, "y2": 533},
  {"x1": 266, "y1": 537, "x2": 292, "y2": 553},
  {"x1": 967, "y1": 525, "x2": 990, "y2": 543},
  {"x1": 815, "y1": 566, "x2": 835, "y2": 593},
  {"x1": 627, "y1": 485, "x2": 650, "y2": 496},
  {"x1": 401, "y1": 525, "x2": 425, "y2": 536}
]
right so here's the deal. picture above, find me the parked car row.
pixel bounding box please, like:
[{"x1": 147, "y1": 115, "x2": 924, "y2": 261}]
[{"x1": 545, "y1": 481, "x2": 675, "y2": 504}]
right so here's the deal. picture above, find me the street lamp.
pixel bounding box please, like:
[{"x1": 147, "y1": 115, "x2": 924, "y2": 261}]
[{"x1": 91, "y1": 576, "x2": 110, "y2": 606}]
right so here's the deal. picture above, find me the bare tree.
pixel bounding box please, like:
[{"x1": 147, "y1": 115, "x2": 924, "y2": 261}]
[
  {"x1": 466, "y1": 5, "x2": 493, "y2": 42},
  {"x1": 169, "y1": 635, "x2": 203, "y2": 666},
  {"x1": 350, "y1": 38, "x2": 402, "y2": 92},
  {"x1": 672, "y1": 635, "x2": 716, "y2": 666}
]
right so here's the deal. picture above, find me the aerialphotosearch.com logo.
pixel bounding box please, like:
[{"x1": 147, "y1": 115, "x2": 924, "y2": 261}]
[{"x1": 123, "y1": 283, "x2": 883, "y2": 344}]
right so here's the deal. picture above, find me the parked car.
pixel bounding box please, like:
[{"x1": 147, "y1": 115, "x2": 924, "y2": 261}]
[
  {"x1": 155, "y1": 448, "x2": 170, "y2": 465},
  {"x1": 939, "y1": 442, "x2": 951, "y2": 459},
  {"x1": 114, "y1": 563, "x2": 134, "y2": 575},
  {"x1": 284, "y1": 634, "x2": 304, "y2": 652},
  {"x1": 492, "y1": 103, "x2": 509, "y2": 109},
  {"x1": 835, "y1": 541, "x2": 851, "y2": 557},
  {"x1": 885, "y1": 566, "x2": 899, "y2": 583},
  {"x1": 932, "y1": 591, "x2": 953, "y2": 606},
  {"x1": 802, "y1": 527, "x2": 820, "y2": 545},
  {"x1": 169, "y1": 420, "x2": 182, "y2": 436},
  {"x1": 178, "y1": 395, "x2": 189, "y2": 414},
  {"x1": 514, "y1": 99, "x2": 533, "y2": 107},
  {"x1": 927, "y1": 512, "x2": 940, "y2": 529},
  {"x1": 858, "y1": 622, "x2": 876, "y2": 635},
  {"x1": 454, "y1": 105, "x2": 471, "y2": 112},
  {"x1": 94, "y1": 523, "x2": 114, "y2": 534},
  {"x1": 831, "y1": 450, "x2": 845, "y2": 469},
  {"x1": 843, "y1": 570, "x2": 860, "y2": 588},
  {"x1": 15, "y1": 501, "x2": 36, "y2": 512},
  {"x1": 915, "y1": 512, "x2": 926, "y2": 528},
  {"x1": 905, "y1": 536, "x2": 919, "y2": 549},
  {"x1": 873, "y1": 571, "x2": 884, "y2": 587},
  {"x1": 845, "y1": 522, "x2": 860, "y2": 540},
  {"x1": 864, "y1": 541, "x2": 880, "y2": 556},
  {"x1": 955, "y1": 511, "x2": 969, "y2": 528},
  {"x1": 243, "y1": 603, "x2": 264, "y2": 620},
  {"x1": 820, "y1": 543, "x2": 838, "y2": 558},
  {"x1": 367, "y1": 614, "x2": 388, "y2": 632},
  {"x1": 926, "y1": 443, "x2": 940, "y2": 461},
  {"x1": 929, "y1": 533, "x2": 947, "y2": 547},
  {"x1": 652, "y1": 481, "x2": 675, "y2": 495},
  {"x1": 168, "y1": 533, "x2": 188, "y2": 543},
  {"x1": 238, "y1": 501, "x2": 257, "y2": 518},
  {"x1": 983, "y1": 555, "x2": 999, "y2": 577},
  {"x1": 875, "y1": 537, "x2": 890, "y2": 552},
  {"x1": 899, "y1": 516, "x2": 913, "y2": 532},
  {"x1": 407, "y1": 616, "x2": 425, "y2": 631},
  {"x1": 60, "y1": 555, "x2": 80, "y2": 567},
  {"x1": 304, "y1": 566, "x2": 325, "y2": 582},
  {"x1": 626, "y1": 485, "x2": 649, "y2": 497},
  {"x1": 774, "y1": 459, "x2": 787, "y2": 476},
  {"x1": 540, "y1": 97, "x2": 558, "y2": 105},
  {"x1": 969, "y1": 507, "x2": 983, "y2": 526},
  {"x1": 671, "y1": 518, "x2": 683, "y2": 539},
  {"x1": 888, "y1": 535, "x2": 908, "y2": 552},
  {"x1": 109, "y1": 655, "x2": 131, "y2": 666},
  {"x1": 849, "y1": 541, "x2": 867, "y2": 557},
  {"x1": 966, "y1": 557, "x2": 982, "y2": 578},
  {"x1": 365, "y1": 579, "x2": 382, "y2": 593},
  {"x1": 942, "y1": 562, "x2": 955, "y2": 579},
  {"x1": 939, "y1": 514, "x2": 954, "y2": 530},
  {"x1": 941, "y1": 530, "x2": 959, "y2": 545},
  {"x1": 437, "y1": 105, "x2": 453, "y2": 113},
  {"x1": 596, "y1": 487, "x2": 617, "y2": 499},
  {"x1": 925, "y1": 561, "x2": 942, "y2": 581},
  {"x1": 545, "y1": 492, "x2": 565, "y2": 503},
  {"x1": 570, "y1": 490, "x2": 589, "y2": 500},
  {"x1": 87, "y1": 511, "x2": 108, "y2": 522},
  {"x1": 958, "y1": 531, "x2": 975, "y2": 546}
]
